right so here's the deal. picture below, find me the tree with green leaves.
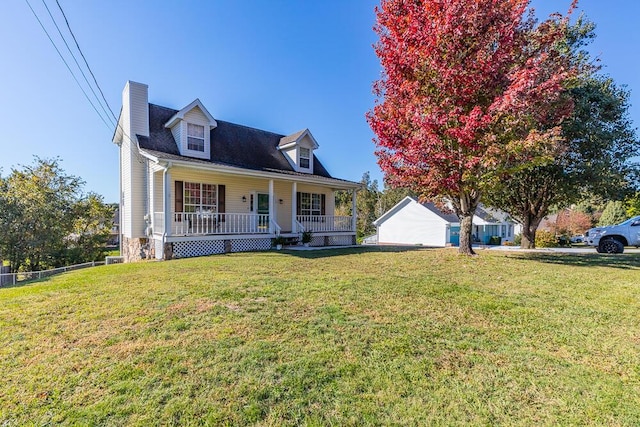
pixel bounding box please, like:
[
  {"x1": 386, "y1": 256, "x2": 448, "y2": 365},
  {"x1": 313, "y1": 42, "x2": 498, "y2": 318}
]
[
  {"x1": 335, "y1": 172, "x2": 382, "y2": 240},
  {"x1": 65, "y1": 193, "x2": 115, "y2": 265},
  {"x1": 598, "y1": 201, "x2": 628, "y2": 226},
  {"x1": 626, "y1": 193, "x2": 640, "y2": 217},
  {"x1": 335, "y1": 172, "x2": 415, "y2": 241},
  {"x1": 0, "y1": 158, "x2": 114, "y2": 272},
  {"x1": 485, "y1": 18, "x2": 639, "y2": 248}
]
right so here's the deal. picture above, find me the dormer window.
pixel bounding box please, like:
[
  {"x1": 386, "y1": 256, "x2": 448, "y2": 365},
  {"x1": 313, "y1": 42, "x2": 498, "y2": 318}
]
[
  {"x1": 164, "y1": 99, "x2": 217, "y2": 160},
  {"x1": 278, "y1": 129, "x2": 319, "y2": 174},
  {"x1": 300, "y1": 147, "x2": 310, "y2": 169},
  {"x1": 187, "y1": 123, "x2": 205, "y2": 152}
]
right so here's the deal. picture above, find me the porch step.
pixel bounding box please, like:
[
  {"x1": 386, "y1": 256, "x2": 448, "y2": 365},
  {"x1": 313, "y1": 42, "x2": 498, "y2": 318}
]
[{"x1": 281, "y1": 236, "x2": 299, "y2": 245}]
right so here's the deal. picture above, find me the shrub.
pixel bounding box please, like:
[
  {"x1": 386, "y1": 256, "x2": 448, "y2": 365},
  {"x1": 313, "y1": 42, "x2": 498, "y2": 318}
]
[
  {"x1": 301, "y1": 230, "x2": 313, "y2": 244},
  {"x1": 557, "y1": 235, "x2": 571, "y2": 247},
  {"x1": 535, "y1": 230, "x2": 559, "y2": 248},
  {"x1": 488, "y1": 236, "x2": 502, "y2": 245},
  {"x1": 272, "y1": 236, "x2": 287, "y2": 247},
  {"x1": 514, "y1": 234, "x2": 522, "y2": 246}
]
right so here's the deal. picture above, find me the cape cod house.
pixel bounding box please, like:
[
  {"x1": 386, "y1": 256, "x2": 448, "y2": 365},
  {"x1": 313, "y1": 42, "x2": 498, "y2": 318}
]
[
  {"x1": 113, "y1": 81, "x2": 359, "y2": 262},
  {"x1": 373, "y1": 196, "x2": 520, "y2": 247}
]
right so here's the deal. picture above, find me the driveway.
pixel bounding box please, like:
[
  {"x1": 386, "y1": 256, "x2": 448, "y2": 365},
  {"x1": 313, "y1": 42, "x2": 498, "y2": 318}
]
[{"x1": 482, "y1": 245, "x2": 640, "y2": 254}]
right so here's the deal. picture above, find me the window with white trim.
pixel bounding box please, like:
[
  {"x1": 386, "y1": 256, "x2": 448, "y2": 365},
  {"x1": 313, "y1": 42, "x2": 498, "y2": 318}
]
[
  {"x1": 187, "y1": 123, "x2": 205, "y2": 152},
  {"x1": 298, "y1": 192, "x2": 323, "y2": 216},
  {"x1": 184, "y1": 182, "x2": 217, "y2": 213},
  {"x1": 299, "y1": 147, "x2": 310, "y2": 169}
]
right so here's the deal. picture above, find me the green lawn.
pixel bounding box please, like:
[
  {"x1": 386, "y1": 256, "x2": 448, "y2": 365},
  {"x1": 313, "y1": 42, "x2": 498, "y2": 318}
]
[{"x1": 1, "y1": 247, "x2": 639, "y2": 426}]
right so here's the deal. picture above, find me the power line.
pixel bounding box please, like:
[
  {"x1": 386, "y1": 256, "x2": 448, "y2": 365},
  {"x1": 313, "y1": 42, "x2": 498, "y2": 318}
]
[
  {"x1": 54, "y1": 0, "x2": 119, "y2": 124},
  {"x1": 39, "y1": 0, "x2": 115, "y2": 127},
  {"x1": 24, "y1": 0, "x2": 113, "y2": 131},
  {"x1": 46, "y1": 0, "x2": 140, "y2": 163},
  {"x1": 25, "y1": 0, "x2": 146, "y2": 165}
]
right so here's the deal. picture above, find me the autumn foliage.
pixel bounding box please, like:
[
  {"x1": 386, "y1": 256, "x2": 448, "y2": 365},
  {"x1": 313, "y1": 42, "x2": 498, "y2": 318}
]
[
  {"x1": 368, "y1": 0, "x2": 577, "y2": 254},
  {"x1": 553, "y1": 208, "x2": 593, "y2": 236}
]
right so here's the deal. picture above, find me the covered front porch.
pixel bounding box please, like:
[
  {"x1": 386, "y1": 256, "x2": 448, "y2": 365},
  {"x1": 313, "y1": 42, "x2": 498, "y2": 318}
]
[
  {"x1": 146, "y1": 163, "x2": 358, "y2": 259},
  {"x1": 153, "y1": 212, "x2": 354, "y2": 237}
]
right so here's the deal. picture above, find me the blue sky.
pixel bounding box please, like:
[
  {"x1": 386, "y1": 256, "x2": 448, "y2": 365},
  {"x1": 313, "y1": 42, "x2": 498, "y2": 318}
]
[{"x1": 1, "y1": 0, "x2": 638, "y2": 203}]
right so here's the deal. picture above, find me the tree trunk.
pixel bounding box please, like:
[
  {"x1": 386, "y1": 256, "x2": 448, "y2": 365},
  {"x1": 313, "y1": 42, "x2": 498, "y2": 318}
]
[
  {"x1": 459, "y1": 214, "x2": 475, "y2": 255},
  {"x1": 456, "y1": 191, "x2": 481, "y2": 256},
  {"x1": 520, "y1": 212, "x2": 543, "y2": 249},
  {"x1": 521, "y1": 214, "x2": 534, "y2": 249}
]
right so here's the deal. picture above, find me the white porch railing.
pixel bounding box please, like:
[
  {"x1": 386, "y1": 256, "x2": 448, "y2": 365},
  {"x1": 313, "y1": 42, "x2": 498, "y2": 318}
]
[
  {"x1": 152, "y1": 213, "x2": 354, "y2": 236},
  {"x1": 297, "y1": 215, "x2": 353, "y2": 232},
  {"x1": 154, "y1": 212, "x2": 275, "y2": 236}
]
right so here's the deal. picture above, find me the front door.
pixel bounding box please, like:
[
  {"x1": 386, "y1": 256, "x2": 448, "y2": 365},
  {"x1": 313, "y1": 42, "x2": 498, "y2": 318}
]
[
  {"x1": 256, "y1": 193, "x2": 269, "y2": 230},
  {"x1": 450, "y1": 226, "x2": 460, "y2": 246}
]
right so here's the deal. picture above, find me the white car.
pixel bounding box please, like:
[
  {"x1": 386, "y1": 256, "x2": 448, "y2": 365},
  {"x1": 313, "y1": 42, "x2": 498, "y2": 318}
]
[
  {"x1": 570, "y1": 235, "x2": 584, "y2": 243},
  {"x1": 586, "y1": 216, "x2": 640, "y2": 254}
]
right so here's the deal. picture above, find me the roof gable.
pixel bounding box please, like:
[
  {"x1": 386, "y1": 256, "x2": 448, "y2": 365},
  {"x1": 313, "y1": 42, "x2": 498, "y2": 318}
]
[
  {"x1": 278, "y1": 128, "x2": 319, "y2": 149},
  {"x1": 164, "y1": 99, "x2": 217, "y2": 129},
  {"x1": 373, "y1": 196, "x2": 459, "y2": 226},
  {"x1": 373, "y1": 196, "x2": 519, "y2": 229}
]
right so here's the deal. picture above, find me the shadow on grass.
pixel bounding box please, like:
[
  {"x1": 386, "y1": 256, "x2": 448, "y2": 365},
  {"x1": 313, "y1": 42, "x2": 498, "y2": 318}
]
[
  {"x1": 277, "y1": 245, "x2": 434, "y2": 260},
  {"x1": 511, "y1": 252, "x2": 640, "y2": 270},
  {"x1": 0, "y1": 276, "x2": 53, "y2": 290},
  {"x1": 280, "y1": 245, "x2": 640, "y2": 269}
]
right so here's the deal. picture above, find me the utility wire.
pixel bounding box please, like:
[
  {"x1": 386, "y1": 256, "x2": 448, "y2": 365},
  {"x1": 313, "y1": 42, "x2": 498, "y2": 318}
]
[
  {"x1": 54, "y1": 0, "x2": 119, "y2": 124},
  {"x1": 50, "y1": 0, "x2": 137, "y2": 158},
  {"x1": 39, "y1": 0, "x2": 115, "y2": 127},
  {"x1": 26, "y1": 0, "x2": 146, "y2": 164},
  {"x1": 24, "y1": 0, "x2": 113, "y2": 131},
  {"x1": 51, "y1": 0, "x2": 143, "y2": 165}
]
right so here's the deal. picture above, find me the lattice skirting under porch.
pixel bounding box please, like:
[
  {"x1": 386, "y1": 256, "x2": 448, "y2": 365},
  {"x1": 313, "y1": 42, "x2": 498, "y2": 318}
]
[
  {"x1": 309, "y1": 235, "x2": 354, "y2": 247},
  {"x1": 327, "y1": 235, "x2": 355, "y2": 246},
  {"x1": 231, "y1": 238, "x2": 272, "y2": 253},
  {"x1": 170, "y1": 238, "x2": 272, "y2": 259},
  {"x1": 172, "y1": 240, "x2": 225, "y2": 258}
]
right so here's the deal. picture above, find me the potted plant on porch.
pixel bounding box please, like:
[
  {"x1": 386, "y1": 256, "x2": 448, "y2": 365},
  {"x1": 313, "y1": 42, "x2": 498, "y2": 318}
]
[
  {"x1": 301, "y1": 230, "x2": 313, "y2": 247},
  {"x1": 273, "y1": 235, "x2": 287, "y2": 250}
]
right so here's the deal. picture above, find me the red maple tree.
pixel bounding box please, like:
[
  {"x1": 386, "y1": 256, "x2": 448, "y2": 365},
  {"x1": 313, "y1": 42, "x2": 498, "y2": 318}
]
[
  {"x1": 553, "y1": 209, "x2": 593, "y2": 236},
  {"x1": 368, "y1": 0, "x2": 577, "y2": 254}
]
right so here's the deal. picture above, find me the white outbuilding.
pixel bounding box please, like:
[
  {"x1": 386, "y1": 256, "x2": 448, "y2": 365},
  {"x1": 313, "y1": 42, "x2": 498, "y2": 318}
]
[{"x1": 373, "y1": 196, "x2": 519, "y2": 247}]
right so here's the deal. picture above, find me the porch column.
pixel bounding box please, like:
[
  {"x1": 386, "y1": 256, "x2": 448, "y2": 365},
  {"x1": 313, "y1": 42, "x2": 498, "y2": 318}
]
[
  {"x1": 351, "y1": 189, "x2": 357, "y2": 232},
  {"x1": 163, "y1": 165, "x2": 172, "y2": 236},
  {"x1": 291, "y1": 182, "x2": 297, "y2": 233},
  {"x1": 149, "y1": 168, "x2": 155, "y2": 232},
  {"x1": 269, "y1": 179, "x2": 275, "y2": 234}
]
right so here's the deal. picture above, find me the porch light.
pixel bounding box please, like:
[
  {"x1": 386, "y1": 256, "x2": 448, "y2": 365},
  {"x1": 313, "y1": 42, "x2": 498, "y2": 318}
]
[
  {"x1": 279, "y1": 199, "x2": 283, "y2": 204},
  {"x1": 242, "y1": 195, "x2": 247, "y2": 203}
]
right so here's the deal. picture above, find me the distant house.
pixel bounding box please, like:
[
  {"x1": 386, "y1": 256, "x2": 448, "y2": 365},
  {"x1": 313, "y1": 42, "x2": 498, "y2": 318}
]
[
  {"x1": 373, "y1": 196, "x2": 519, "y2": 247},
  {"x1": 113, "y1": 81, "x2": 359, "y2": 262}
]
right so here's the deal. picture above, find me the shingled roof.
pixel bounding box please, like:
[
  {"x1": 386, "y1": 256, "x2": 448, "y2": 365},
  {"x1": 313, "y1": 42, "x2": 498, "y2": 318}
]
[
  {"x1": 137, "y1": 104, "x2": 335, "y2": 179},
  {"x1": 278, "y1": 129, "x2": 308, "y2": 147},
  {"x1": 421, "y1": 202, "x2": 460, "y2": 223}
]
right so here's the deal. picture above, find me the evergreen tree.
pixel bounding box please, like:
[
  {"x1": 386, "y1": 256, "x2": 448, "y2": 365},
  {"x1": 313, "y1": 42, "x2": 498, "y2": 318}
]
[{"x1": 598, "y1": 201, "x2": 628, "y2": 226}]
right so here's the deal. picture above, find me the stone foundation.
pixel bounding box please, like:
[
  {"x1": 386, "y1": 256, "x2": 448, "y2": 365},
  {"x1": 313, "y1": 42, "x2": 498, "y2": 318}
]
[
  {"x1": 163, "y1": 242, "x2": 173, "y2": 260},
  {"x1": 122, "y1": 237, "x2": 155, "y2": 262}
]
